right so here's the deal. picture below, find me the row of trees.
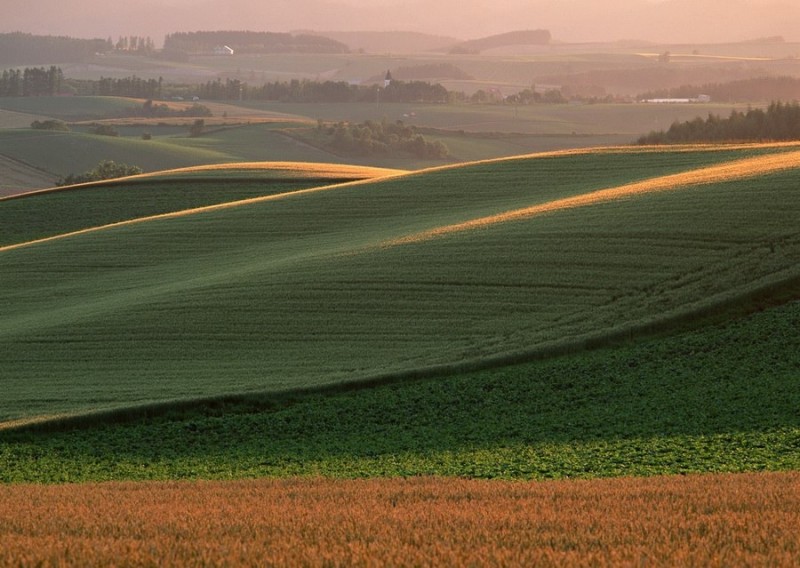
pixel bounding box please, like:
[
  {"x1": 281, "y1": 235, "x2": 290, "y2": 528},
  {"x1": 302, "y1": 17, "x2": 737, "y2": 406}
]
[
  {"x1": 112, "y1": 36, "x2": 156, "y2": 54},
  {"x1": 1, "y1": 67, "x2": 574, "y2": 108},
  {"x1": 0, "y1": 66, "x2": 64, "y2": 96},
  {"x1": 195, "y1": 78, "x2": 450, "y2": 104},
  {"x1": 91, "y1": 75, "x2": 163, "y2": 98},
  {"x1": 638, "y1": 101, "x2": 800, "y2": 144}
]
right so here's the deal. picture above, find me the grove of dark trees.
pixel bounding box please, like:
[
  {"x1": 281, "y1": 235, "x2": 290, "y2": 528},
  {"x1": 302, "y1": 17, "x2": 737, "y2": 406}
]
[
  {"x1": 637, "y1": 101, "x2": 800, "y2": 144},
  {"x1": 319, "y1": 119, "x2": 450, "y2": 159},
  {"x1": 92, "y1": 76, "x2": 163, "y2": 99}
]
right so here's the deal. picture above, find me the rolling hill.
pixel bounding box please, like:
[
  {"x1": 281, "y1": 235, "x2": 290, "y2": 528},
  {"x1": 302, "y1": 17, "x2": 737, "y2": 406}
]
[{"x1": 2, "y1": 143, "x2": 800, "y2": 426}]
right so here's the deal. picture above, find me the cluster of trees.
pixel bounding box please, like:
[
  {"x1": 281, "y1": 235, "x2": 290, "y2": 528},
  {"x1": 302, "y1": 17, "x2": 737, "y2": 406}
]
[
  {"x1": 320, "y1": 119, "x2": 449, "y2": 159},
  {"x1": 57, "y1": 160, "x2": 142, "y2": 186},
  {"x1": 638, "y1": 101, "x2": 800, "y2": 144},
  {"x1": 88, "y1": 124, "x2": 120, "y2": 137},
  {"x1": 195, "y1": 78, "x2": 449, "y2": 104},
  {"x1": 31, "y1": 119, "x2": 69, "y2": 131},
  {"x1": 91, "y1": 75, "x2": 163, "y2": 98},
  {"x1": 0, "y1": 66, "x2": 64, "y2": 96},
  {"x1": 638, "y1": 76, "x2": 800, "y2": 104},
  {"x1": 0, "y1": 33, "x2": 110, "y2": 65},
  {"x1": 162, "y1": 31, "x2": 348, "y2": 55}
]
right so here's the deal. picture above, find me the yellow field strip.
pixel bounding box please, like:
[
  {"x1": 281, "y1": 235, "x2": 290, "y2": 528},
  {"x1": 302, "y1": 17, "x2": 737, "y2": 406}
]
[
  {"x1": 134, "y1": 161, "x2": 407, "y2": 178},
  {"x1": 385, "y1": 149, "x2": 800, "y2": 247},
  {"x1": 0, "y1": 170, "x2": 409, "y2": 254},
  {"x1": 389, "y1": 141, "x2": 800, "y2": 181}
]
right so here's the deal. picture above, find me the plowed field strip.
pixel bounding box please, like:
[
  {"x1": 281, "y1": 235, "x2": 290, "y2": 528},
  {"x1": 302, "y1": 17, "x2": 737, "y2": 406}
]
[
  {"x1": 387, "y1": 150, "x2": 800, "y2": 246},
  {"x1": 1, "y1": 473, "x2": 797, "y2": 566}
]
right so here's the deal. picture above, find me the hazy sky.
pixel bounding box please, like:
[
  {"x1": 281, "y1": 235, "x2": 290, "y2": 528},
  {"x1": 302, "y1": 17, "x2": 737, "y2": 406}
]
[{"x1": 2, "y1": 0, "x2": 799, "y2": 44}]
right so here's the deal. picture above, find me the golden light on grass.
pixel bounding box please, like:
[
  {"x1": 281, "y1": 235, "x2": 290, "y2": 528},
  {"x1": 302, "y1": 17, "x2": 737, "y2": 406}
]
[
  {"x1": 0, "y1": 162, "x2": 409, "y2": 253},
  {"x1": 1, "y1": 473, "x2": 798, "y2": 566},
  {"x1": 387, "y1": 148, "x2": 800, "y2": 247},
  {"x1": 137, "y1": 161, "x2": 407, "y2": 179}
]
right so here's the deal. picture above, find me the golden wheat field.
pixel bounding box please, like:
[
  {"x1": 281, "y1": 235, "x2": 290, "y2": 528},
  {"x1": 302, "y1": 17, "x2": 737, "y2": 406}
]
[
  {"x1": 1, "y1": 473, "x2": 798, "y2": 567},
  {"x1": 389, "y1": 148, "x2": 800, "y2": 246}
]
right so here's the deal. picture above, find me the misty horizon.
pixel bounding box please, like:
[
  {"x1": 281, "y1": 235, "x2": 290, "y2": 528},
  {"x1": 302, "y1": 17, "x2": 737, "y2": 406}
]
[{"x1": 2, "y1": 0, "x2": 800, "y2": 47}]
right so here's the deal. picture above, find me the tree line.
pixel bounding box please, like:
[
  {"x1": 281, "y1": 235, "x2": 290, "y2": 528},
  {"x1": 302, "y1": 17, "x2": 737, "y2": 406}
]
[
  {"x1": 0, "y1": 66, "x2": 63, "y2": 96},
  {"x1": 637, "y1": 101, "x2": 800, "y2": 144},
  {"x1": 1, "y1": 67, "x2": 576, "y2": 108},
  {"x1": 196, "y1": 78, "x2": 450, "y2": 104},
  {"x1": 91, "y1": 76, "x2": 163, "y2": 99}
]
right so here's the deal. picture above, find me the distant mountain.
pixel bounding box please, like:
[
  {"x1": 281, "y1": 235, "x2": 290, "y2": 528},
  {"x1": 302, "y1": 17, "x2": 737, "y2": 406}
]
[
  {"x1": 0, "y1": 33, "x2": 110, "y2": 65},
  {"x1": 1, "y1": 0, "x2": 799, "y2": 46},
  {"x1": 299, "y1": 31, "x2": 459, "y2": 53},
  {"x1": 447, "y1": 30, "x2": 551, "y2": 54}
]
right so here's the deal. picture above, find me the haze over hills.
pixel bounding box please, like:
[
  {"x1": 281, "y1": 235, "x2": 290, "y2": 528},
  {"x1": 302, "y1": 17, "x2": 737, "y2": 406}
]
[{"x1": 2, "y1": 0, "x2": 800, "y2": 46}]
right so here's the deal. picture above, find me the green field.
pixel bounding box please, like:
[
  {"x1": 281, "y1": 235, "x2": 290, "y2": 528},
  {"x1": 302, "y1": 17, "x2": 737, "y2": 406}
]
[
  {"x1": 2, "y1": 144, "x2": 800, "y2": 424},
  {"x1": 2, "y1": 293, "x2": 798, "y2": 483}
]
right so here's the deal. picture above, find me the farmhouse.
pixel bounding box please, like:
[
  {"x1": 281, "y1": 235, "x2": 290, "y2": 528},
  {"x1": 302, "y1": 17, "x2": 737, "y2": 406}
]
[{"x1": 213, "y1": 45, "x2": 235, "y2": 56}]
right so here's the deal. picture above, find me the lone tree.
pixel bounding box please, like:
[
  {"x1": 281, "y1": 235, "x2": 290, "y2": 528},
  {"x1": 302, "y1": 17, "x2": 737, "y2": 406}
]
[{"x1": 189, "y1": 118, "x2": 205, "y2": 137}]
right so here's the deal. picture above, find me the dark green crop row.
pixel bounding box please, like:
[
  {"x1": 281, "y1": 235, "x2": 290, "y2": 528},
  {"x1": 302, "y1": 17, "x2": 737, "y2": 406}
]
[{"x1": 2, "y1": 297, "x2": 798, "y2": 483}]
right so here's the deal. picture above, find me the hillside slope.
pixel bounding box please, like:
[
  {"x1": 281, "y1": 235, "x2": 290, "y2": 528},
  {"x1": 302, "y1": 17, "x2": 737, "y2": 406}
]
[{"x1": 2, "y1": 144, "x2": 800, "y2": 422}]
